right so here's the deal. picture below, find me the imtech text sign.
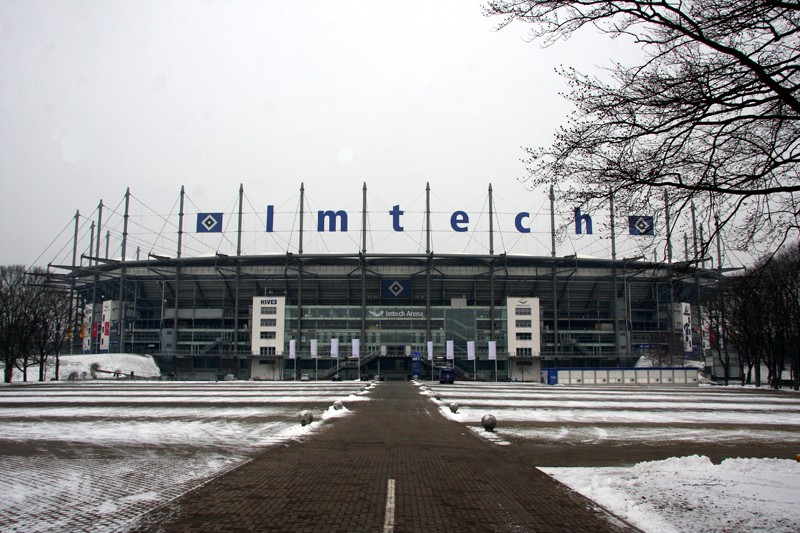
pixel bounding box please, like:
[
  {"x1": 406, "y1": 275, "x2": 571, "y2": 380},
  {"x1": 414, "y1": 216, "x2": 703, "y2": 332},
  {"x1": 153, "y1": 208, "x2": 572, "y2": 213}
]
[{"x1": 265, "y1": 204, "x2": 540, "y2": 234}]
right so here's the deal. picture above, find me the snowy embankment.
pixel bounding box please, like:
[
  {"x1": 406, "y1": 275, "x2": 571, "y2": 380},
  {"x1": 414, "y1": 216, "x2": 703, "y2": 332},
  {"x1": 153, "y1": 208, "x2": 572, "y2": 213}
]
[{"x1": 6, "y1": 353, "x2": 162, "y2": 382}]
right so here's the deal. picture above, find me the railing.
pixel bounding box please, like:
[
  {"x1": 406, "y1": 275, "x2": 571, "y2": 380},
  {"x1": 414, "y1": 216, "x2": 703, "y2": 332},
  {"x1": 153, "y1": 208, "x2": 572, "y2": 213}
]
[{"x1": 152, "y1": 348, "x2": 254, "y2": 357}]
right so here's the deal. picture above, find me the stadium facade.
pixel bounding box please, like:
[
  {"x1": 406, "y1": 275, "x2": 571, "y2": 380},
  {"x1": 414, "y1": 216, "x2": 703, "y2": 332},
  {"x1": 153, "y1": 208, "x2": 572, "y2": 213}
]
[{"x1": 55, "y1": 184, "x2": 717, "y2": 381}]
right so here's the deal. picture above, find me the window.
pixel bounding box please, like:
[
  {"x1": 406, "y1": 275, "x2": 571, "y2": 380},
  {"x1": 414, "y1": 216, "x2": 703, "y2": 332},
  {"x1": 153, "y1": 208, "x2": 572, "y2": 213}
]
[
  {"x1": 515, "y1": 320, "x2": 531, "y2": 328},
  {"x1": 516, "y1": 332, "x2": 532, "y2": 341},
  {"x1": 260, "y1": 347, "x2": 276, "y2": 356},
  {"x1": 515, "y1": 307, "x2": 532, "y2": 316},
  {"x1": 260, "y1": 318, "x2": 277, "y2": 327},
  {"x1": 261, "y1": 306, "x2": 277, "y2": 315},
  {"x1": 260, "y1": 331, "x2": 276, "y2": 339},
  {"x1": 516, "y1": 347, "x2": 533, "y2": 357}
]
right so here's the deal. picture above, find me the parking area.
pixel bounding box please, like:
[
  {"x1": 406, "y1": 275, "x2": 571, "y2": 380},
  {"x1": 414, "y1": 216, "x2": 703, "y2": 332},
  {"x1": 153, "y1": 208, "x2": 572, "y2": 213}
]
[{"x1": 1, "y1": 380, "x2": 799, "y2": 532}]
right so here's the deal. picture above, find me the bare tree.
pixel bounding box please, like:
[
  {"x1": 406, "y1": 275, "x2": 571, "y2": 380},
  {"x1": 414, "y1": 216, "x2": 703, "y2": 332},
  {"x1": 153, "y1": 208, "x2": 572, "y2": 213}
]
[
  {"x1": 705, "y1": 283, "x2": 731, "y2": 385},
  {"x1": 1, "y1": 266, "x2": 73, "y2": 383},
  {"x1": 486, "y1": 1, "x2": 800, "y2": 255},
  {"x1": 725, "y1": 274, "x2": 763, "y2": 385},
  {"x1": 0, "y1": 266, "x2": 40, "y2": 382},
  {"x1": 30, "y1": 277, "x2": 72, "y2": 381},
  {"x1": 724, "y1": 245, "x2": 800, "y2": 389}
]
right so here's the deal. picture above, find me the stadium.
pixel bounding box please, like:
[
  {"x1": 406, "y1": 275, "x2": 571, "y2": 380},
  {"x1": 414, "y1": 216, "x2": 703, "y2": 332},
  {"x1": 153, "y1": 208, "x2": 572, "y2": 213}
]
[{"x1": 50, "y1": 183, "x2": 718, "y2": 381}]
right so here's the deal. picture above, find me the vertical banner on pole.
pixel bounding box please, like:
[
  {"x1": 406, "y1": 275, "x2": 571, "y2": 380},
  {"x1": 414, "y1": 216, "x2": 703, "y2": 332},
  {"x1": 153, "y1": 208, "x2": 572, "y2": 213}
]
[
  {"x1": 446, "y1": 340, "x2": 454, "y2": 360},
  {"x1": 331, "y1": 338, "x2": 339, "y2": 378},
  {"x1": 427, "y1": 341, "x2": 433, "y2": 360},
  {"x1": 289, "y1": 339, "x2": 297, "y2": 381},
  {"x1": 681, "y1": 304, "x2": 693, "y2": 353},
  {"x1": 489, "y1": 340, "x2": 497, "y2": 382},
  {"x1": 468, "y1": 340, "x2": 477, "y2": 380},
  {"x1": 310, "y1": 339, "x2": 318, "y2": 358},
  {"x1": 352, "y1": 338, "x2": 360, "y2": 358}
]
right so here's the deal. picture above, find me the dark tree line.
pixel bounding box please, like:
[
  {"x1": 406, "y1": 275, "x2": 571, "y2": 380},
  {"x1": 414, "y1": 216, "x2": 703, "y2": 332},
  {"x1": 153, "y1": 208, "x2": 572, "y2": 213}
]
[
  {"x1": 710, "y1": 245, "x2": 800, "y2": 389},
  {"x1": 0, "y1": 265, "x2": 73, "y2": 383},
  {"x1": 486, "y1": 1, "x2": 800, "y2": 256}
]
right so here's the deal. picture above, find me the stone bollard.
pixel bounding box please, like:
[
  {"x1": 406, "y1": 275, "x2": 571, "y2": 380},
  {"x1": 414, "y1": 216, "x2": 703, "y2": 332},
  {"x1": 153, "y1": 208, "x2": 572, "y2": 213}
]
[
  {"x1": 299, "y1": 410, "x2": 314, "y2": 426},
  {"x1": 333, "y1": 400, "x2": 343, "y2": 410},
  {"x1": 481, "y1": 414, "x2": 497, "y2": 432},
  {"x1": 449, "y1": 402, "x2": 459, "y2": 413},
  {"x1": 435, "y1": 393, "x2": 442, "y2": 400}
]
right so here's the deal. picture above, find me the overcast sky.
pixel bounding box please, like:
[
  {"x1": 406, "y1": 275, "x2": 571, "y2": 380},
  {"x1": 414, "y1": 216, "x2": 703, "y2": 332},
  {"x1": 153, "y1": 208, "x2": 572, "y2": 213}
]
[{"x1": 1, "y1": 0, "x2": 647, "y2": 267}]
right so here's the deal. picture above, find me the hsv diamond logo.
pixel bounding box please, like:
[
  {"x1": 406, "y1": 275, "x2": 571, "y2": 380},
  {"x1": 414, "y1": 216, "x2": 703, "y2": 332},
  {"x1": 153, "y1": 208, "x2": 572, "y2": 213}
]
[
  {"x1": 381, "y1": 279, "x2": 411, "y2": 299},
  {"x1": 388, "y1": 281, "x2": 404, "y2": 296},
  {"x1": 628, "y1": 215, "x2": 654, "y2": 236},
  {"x1": 197, "y1": 213, "x2": 223, "y2": 233}
]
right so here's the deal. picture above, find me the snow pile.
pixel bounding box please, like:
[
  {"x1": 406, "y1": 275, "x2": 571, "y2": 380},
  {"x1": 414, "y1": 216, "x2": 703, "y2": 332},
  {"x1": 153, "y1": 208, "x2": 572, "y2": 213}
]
[
  {"x1": 541, "y1": 455, "x2": 800, "y2": 533},
  {"x1": 8, "y1": 353, "x2": 161, "y2": 382},
  {"x1": 321, "y1": 403, "x2": 351, "y2": 420}
]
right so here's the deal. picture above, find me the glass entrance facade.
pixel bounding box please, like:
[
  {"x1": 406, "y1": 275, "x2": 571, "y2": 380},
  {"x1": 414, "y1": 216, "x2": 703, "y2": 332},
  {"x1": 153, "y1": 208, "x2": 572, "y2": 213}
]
[{"x1": 285, "y1": 305, "x2": 506, "y2": 358}]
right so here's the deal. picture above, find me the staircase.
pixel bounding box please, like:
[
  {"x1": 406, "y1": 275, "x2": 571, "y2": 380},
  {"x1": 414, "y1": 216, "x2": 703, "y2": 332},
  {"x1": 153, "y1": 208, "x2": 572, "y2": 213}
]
[{"x1": 318, "y1": 352, "x2": 381, "y2": 379}]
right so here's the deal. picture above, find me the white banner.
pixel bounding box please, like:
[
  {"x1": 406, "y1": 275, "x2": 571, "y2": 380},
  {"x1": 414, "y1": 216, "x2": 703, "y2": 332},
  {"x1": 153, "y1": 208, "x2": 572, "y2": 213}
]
[
  {"x1": 310, "y1": 339, "x2": 317, "y2": 358},
  {"x1": 352, "y1": 338, "x2": 360, "y2": 357},
  {"x1": 427, "y1": 341, "x2": 433, "y2": 360},
  {"x1": 467, "y1": 341, "x2": 475, "y2": 361},
  {"x1": 446, "y1": 340, "x2": 454, "y2": 360},
  {"x1": 331, "y1": 338, "x2": 339, "y2": 357},
  {"x1": 681, "y1": 303, "x2": 692, "y2": 353},
  {"x1": 488, "y1": 340, "x2": 497, "y2": 360},
  {"x1": 289, "y1": 339, "x2": 296, "y2": 359}
]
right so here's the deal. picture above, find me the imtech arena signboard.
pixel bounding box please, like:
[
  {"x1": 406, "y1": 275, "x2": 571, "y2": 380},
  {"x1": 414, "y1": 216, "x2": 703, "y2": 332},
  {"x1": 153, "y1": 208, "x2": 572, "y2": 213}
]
[
  {"x1": 368, "y1": 308, "x2": 426, "y2": 319},
  {"x1": 223, "y1": 205, "x2": 654, "y2": 238},
  {"x1": 191, "y1": 185, "x2": 655, "y2": 256}
]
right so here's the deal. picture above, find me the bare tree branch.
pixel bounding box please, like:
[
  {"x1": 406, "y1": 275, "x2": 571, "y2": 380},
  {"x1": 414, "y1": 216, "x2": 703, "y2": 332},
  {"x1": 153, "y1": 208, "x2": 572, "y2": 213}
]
[{"x1": 487, "y1": 0, "x2": 800, "y2": 253}]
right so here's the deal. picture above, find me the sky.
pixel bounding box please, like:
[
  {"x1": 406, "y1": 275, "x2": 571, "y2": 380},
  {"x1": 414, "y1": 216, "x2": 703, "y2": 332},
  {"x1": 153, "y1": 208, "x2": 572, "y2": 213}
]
[
  {"x1": 2, "y1": 356, "x2": 800, "y2": 532},
  {"x1": 0, "y1": 0, "x2": 659, "y2": 268}
]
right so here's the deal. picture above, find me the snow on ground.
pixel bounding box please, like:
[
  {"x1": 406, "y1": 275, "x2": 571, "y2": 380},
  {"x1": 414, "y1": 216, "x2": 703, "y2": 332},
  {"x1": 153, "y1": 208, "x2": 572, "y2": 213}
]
[
  {"x1": 9, "y1": 353, "x2": 162, "y2": 382},
  {"x1": 419, "y1": 380, "x2": 800, "y2": 532},
  {"x1": 0, "y1": 379, "x2": 372, "y2": 532},
  {"x1": 2, "y1": 374, "x2": 800, "y2": 532},
  {"x1": 541, "y1": 456, "x2": 800, "y2": 533},
  {"x1": 429, "y1": 382, "x2": 800, "y2": 436}
]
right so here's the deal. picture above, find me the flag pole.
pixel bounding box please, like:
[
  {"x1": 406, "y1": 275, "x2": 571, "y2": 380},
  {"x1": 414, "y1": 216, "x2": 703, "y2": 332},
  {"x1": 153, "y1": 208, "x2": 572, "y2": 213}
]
[{"x1": 550, "y1": 186, "x2": 559, "y2": 357}]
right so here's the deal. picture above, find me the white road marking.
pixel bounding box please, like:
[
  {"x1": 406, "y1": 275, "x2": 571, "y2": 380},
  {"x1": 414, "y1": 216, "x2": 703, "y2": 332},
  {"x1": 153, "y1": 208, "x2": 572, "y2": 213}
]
[{"x1": 383, "y1": 478, "x2": 396, "y2": 533}]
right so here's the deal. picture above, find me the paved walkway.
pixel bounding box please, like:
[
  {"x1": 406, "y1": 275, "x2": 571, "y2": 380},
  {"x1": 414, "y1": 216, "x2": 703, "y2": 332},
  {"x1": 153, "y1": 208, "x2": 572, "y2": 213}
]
[{"x1": 134, "y1": 382, "x2": 635, "y2": 532}]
